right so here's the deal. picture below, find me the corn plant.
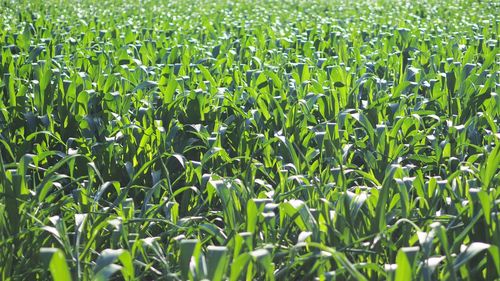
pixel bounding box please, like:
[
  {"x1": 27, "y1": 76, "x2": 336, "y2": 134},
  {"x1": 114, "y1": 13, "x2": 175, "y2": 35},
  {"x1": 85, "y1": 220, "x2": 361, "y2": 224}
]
[{"x1": 0, "y1": 0, "x2": 499, "y2": 280}]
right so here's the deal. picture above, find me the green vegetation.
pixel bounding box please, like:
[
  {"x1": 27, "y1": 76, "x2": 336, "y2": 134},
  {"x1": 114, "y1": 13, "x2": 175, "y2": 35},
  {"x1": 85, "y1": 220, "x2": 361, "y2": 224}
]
[{"x1": 0, "y1": 0, "x2": 499, "y2": 279}]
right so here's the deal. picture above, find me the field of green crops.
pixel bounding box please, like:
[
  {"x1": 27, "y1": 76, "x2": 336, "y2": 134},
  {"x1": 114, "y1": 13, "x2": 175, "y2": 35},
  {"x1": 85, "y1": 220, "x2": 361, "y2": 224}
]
[{"x1": 0, "y1": 0, "x2": 499, "y2": 280}]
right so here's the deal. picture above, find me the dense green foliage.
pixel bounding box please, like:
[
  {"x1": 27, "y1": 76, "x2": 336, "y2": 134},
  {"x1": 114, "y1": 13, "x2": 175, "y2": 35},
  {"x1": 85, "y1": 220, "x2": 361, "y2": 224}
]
[{"x1": 0, "y1": 0, "x2": 499, "y2": 279}]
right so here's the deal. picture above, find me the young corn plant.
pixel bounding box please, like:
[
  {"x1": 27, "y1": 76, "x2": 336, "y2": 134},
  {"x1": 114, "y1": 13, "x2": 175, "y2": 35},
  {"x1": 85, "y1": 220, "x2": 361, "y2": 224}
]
[{"x1": 0, "y1": 0, "x2": 499, "y2": 280}]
